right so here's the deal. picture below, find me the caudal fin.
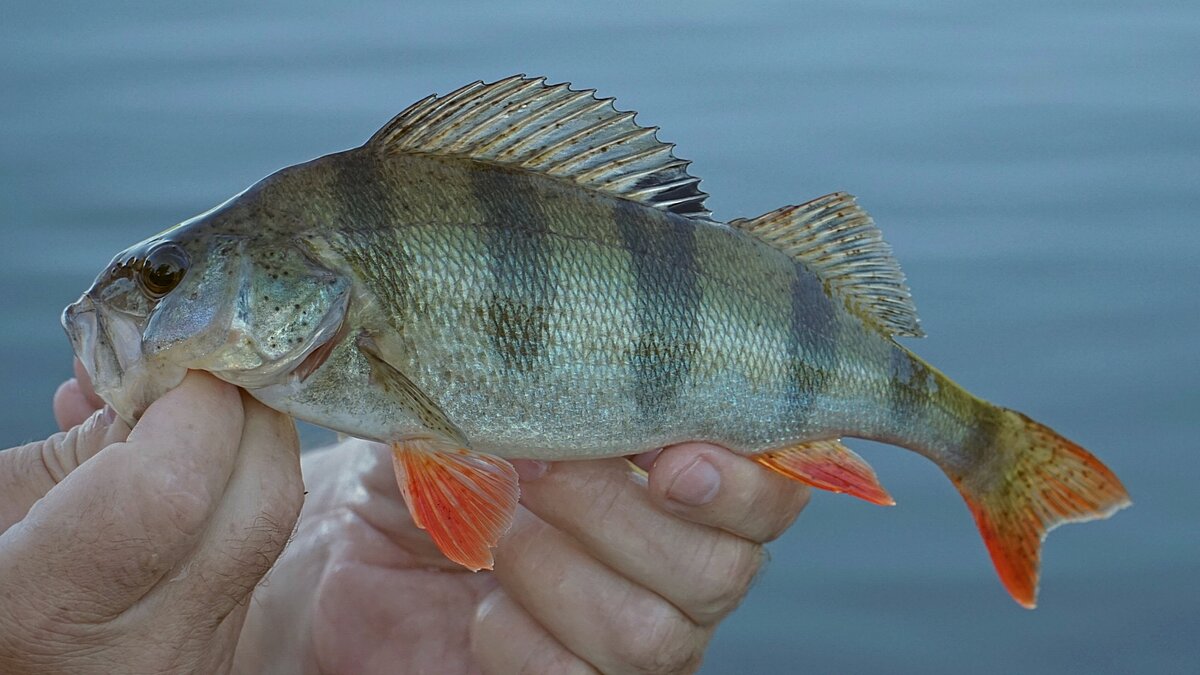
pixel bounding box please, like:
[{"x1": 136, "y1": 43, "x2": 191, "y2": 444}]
[{"x1": 953, "y1": 411, "x2": 1130, "y2": 608}]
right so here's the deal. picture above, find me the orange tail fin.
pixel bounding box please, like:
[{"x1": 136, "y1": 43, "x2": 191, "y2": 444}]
[{"x1": 953, "y1": 411, "x2": 1130, "y2": 608}]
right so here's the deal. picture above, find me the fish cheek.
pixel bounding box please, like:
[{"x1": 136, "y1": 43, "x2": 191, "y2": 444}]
[
  {"x1": 141, "y1": 241, "x2": 243, "y2": 365},
  {"x1": 239, "y1": 246, "x2": 347, "y2": 364}
]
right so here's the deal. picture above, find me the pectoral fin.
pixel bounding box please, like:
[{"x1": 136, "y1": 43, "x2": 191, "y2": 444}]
[
  {"x1": 391, "y1": 438, "x2": 519, "y2": 571},
  {"x1": 357, "y1": 333, "x2": 468, "y2": 444},
  {"x1": 753, "y1": 439, "x2": 895, "y2": 506},
  {"x1": 357, "y1": 333, "x2": 519, "y2": 570}
]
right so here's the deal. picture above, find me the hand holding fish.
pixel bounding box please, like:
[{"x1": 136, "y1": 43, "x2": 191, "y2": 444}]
[
  {"x1": 232, "y1": 438, "x2": 808, "y2": 674},
  {"x1": 21, "y1": 366, "x2": 807, "y2": 673},
  {"x1": 0, "y1": 369, "x2": 303, "y2": 674}
]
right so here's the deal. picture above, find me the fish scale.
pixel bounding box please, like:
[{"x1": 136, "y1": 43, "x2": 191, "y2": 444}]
[
  {"x1": 63, "y1": 75, "x2": 1129, "y2": 602},
  {"x1": 329, "y1": 155, "x2": 857, "y2": 454}
]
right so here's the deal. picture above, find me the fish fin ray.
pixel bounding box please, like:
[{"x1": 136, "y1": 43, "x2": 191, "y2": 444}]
[
  {"x1": 356, "y1": 333, "x2": 468, "y2": 445},
  {"x1": 367, "y1": 74, "x2": 710, "y2": 218},
  {"x1": 753, "y1": 439, "x2": 895, "y2": 506},
  {"x1": 730, "y1": 192, "x2": 924, "y2": 338},
  {"x1": 952, "y1": 410, "x2": 1131, "y2": 608},
  {"x1": 391, "y1": 439, "x2": 519, "y2": 571}
]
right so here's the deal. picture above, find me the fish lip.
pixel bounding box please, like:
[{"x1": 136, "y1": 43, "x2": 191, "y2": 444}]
[
  {"x1": 62, "y1": 293, "x2": 172, "y2": 423},
  {"x1": 62, "y1": 297, "x2": 100, "y2": 381}
]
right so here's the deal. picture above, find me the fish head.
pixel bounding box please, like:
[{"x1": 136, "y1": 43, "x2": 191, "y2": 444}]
[{"x1": 64, "y1": 209, "x2": 350, "y2": 423}]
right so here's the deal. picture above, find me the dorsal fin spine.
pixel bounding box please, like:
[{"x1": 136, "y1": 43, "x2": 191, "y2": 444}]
[
  {"x1": 446, "y1": 80, "x2": 547, "y2": 153},
  {"x1": 545, "y1": 123, "x2": 653, "y2": 175},
  {"x1": 437, "y1": 80, "x2": 542, "y2": 152},
  {"x1": 493, "y1": 93, "x2": 602, "y2": 159},
  {"x1": 504, "y1": 96, "x2": 613, "y2": 162},
  {"x1": 593, "y1": 153, "x2": 683, "y2": 187},
  {"x1": 422, "y1": 87, "x2": 498, "y2": 145},
  {"x1": 405, "y1": 81, "x2": 485, "y2": 138},
  {"x1": 626, "y1": 175, "x2": 699, "y2": 199},
  {"x1": 369, "y1": 75, "x2": 710, "y2": 217},
  {"x1": 530, "y1": 109, "x2": 634, "y2": 168},
  {"x1": 575, "y1": 145, "x2": 668, "y2": 183},
  {"x1": 465, "y1": 83, "x2": 568, "y2": 154}
]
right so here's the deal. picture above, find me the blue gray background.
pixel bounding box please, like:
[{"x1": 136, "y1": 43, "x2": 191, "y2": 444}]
[{"x1": 3, "y1": 1, "x2": 1196, "y2": 672}]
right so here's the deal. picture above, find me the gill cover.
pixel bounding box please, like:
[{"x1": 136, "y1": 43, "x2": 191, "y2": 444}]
[{"x1": 144, "y1": 237, "x2": 350, "y2": 388}]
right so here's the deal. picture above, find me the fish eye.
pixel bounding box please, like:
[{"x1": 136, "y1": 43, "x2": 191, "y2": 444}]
[{"x1": 137, "y1": 242, "x2": 189, "y2": 299}]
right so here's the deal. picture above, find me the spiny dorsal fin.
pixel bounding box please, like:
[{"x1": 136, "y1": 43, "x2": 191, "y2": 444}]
[
  {"x1": 367, "y1": 74, "x2": 710, "y2": 218},
  {"x1": 731, "y1": 192, "x2": 924, "y2": 338}
]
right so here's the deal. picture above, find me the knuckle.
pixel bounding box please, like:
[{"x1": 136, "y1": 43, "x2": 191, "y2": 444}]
[
  {"x1": 614, "y1": 598, "x2": 704, "y2": 674},
  {"x1": 759, "y1": 484, "x2": 811, "y2": 543},
  {"x1": 0, "y1": 596, "x2": 112, "y2": 668},
  {"x1": 262, "y1": 469, "x2": 305, "y2": 532},
  {"x1": 35, "y1": 431, "x2": 74, "y2": 483},
  {"x1": 197, "y1": 499, "x2": 302, "y2": 608},
  {"x1": 689, "y1": 540, "x2": 763, "y2": 621},
  {"x1": 128, "y1": 458, "x2": 216, "y2": 539},
  {"x1": 512, "y1": 649, "x2": 597, "y2": 675}
]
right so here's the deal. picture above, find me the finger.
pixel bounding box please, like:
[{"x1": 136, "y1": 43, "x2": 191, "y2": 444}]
[
  {"x1": 516, "y1": 456, "x2": 763, "y2": 625},
  {"x1": 493, "y1": 508, "x2": 708, "y2": 674},
  {"x1": 151, "y1": 392, "x2": 303, "y2": 623},
  {"x1": 648, "y1": 443, "x2": 811, "y2": 543},
  {"x1": 54, "y1": 378, "x2": 103, "y2": 431},
  {"x1": 74, "y1": 358, "x2": 106, "y2": 408},
  {"x1": 0, "y1": 371, "x2": 244, "y2": 620},
  {"x1": 0, "y1": 406, "x2": 131, "y2": 531},
  {"x1": 471, "y1": 587, "x2": 599, "y2": 675}
]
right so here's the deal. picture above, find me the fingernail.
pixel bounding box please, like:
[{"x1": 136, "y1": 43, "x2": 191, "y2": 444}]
[
  {"x1": 474, "y1": 588, "x2": 503, "y2": 624},
  {"x1": 101, "y1": 405, "x2": 117, "y2": 424},
  {"x1": 512, "y1": 459, "x2": 548, "y2": 482},
  {"x1": 666, "y1": 457, "x2": 721, "y2": 506}
]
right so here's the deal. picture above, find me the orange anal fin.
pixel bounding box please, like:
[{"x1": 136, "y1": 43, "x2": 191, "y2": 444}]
[
  {"x1": 391, "y1": 439, "x2": 519, "y2": 571},
  {"x1": 753, "y1": 439, "x2": 895, "y2": 506}
]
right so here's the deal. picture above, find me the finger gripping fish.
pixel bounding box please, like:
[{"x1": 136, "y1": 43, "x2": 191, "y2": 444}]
[{"x1": 63, "y1": 75, "x2": 1130, "y2": 607}]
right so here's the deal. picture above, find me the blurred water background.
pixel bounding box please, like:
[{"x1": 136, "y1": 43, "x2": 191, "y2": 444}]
[{"x1": 2, "y1": 1, "x2": 1197, "y2": 672}]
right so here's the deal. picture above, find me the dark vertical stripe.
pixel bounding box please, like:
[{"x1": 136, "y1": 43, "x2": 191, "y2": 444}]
[
  {"x1": 785, "y1": 264, "x2": 836, "y2": 422},
  {"x1": 887, "y1": 345, "x2": 932, "y2": 427},
  {"x1": 327, "y1": 154, "x2": 420, "y2": 328},
  {"x1": 470, "y1": 169, "x2": 555, "y2": 375},
  {"x1": 614, "y1": 200, "x2": 701, "y2": 420}
]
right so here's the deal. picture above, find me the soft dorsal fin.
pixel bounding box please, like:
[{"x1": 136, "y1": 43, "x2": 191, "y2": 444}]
[
  {"x1": 367, "y1": 75, "x2": 710, "y2": 218},
  {"x1": 731, "y1": 192, "x2": 924, "y2": 338}
]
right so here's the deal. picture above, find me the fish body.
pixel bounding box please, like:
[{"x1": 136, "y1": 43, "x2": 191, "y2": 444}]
[
  {"x1": 246, "y1": 151, "x2": 907, "y2": 460},
  {"x1": 63, "y1": 76, "x2": 1129, "y2": 607}
]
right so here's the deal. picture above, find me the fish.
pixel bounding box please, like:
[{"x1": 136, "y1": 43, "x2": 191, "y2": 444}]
[{"x1": 62, "y1": 74, "x2": 1130, "y2": 608}]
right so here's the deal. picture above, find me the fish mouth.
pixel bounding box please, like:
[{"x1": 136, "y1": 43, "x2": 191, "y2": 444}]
[
  {"x1": 62, "y1": 298, "x2": 99, "y2": 378},
  {"x1": 62, "y1": 295, "x2": 185, "y2": 423}
]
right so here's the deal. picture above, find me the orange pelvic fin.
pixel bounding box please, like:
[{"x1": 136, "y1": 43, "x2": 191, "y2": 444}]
[
  {"x1": 390, "y1": 438, "x2": 520, "y2": 571},
  {"x1": 953, "y1": 412, "x2": 1131, "y2": 608},
  {"x1": 753, "y1": 439, "x2": 895, "y2": 506}
]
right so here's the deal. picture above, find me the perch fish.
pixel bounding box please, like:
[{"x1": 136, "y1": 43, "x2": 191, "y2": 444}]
[{"x1": 62, "y1": 75, "x2": 1130, "y2": 607}]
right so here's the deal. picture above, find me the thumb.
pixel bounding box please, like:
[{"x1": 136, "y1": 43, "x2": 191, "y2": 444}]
[{"x1": 0, "y1": 406, "x2": 131, "y2": 532}]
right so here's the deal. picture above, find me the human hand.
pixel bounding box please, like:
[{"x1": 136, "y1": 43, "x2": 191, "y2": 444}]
[
  {"x1": 0, "y1": 369, "x2": 303, "y2": 674},
  {"x1": 237, "y1": 438, "x2": 810, "y2": 674}
]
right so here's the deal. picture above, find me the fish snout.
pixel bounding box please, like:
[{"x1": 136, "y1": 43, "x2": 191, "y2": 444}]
[{"x1": 62, "y1": 297, "x2": 98, "y2": 357}]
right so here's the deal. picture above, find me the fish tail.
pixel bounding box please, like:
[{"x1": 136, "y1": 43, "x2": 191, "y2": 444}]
[{"x1": 950, "y1": 408, "x2": 1130, "y2": 608}]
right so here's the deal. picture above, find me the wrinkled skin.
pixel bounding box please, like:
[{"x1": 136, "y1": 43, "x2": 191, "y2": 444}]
[
  {"x1": 16, "y1": 363, "x2": 812, "y2": 674},
  {"x1": 1, "y1": 370, "x2": 303, "y2": 674}
]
